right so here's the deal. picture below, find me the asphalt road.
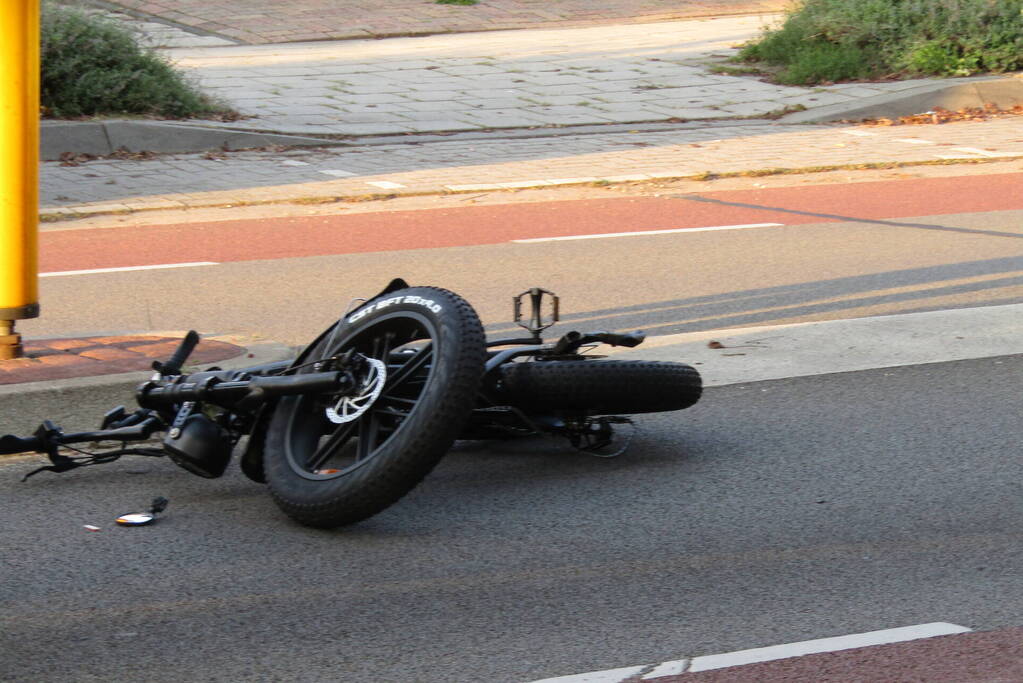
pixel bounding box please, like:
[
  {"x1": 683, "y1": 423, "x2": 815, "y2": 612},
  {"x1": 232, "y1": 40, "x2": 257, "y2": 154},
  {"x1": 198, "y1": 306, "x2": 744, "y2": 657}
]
[
  {"x1": 6, "y1": 172, "x2": 1023, "y2": 680},
  {"x1": 3, "y1": 355, "x2": 1022, "y2": 682}
]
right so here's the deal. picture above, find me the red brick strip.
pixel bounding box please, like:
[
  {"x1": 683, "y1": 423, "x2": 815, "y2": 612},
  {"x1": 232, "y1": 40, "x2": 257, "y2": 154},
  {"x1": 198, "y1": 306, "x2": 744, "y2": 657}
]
[{"x1": 0, "y1": 335, "x2": 244, "y2": 385}]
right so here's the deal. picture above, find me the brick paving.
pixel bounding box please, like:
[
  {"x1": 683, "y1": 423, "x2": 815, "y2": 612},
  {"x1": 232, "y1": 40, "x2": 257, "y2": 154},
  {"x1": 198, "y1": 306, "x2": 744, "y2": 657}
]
[
  {"x1": 0, "y1": 335, "x2": 244, "y2": 385},
  {"x1": 167, "y1": 18, "x2": 918, "y2": 138},
  {"x1": 38, "y1": 8, "x2": 1021, "y2": 224},
  {"x1": 104, "y1": 0, "x2": 789, "y2": 44},
  {"x1": 42, "y1": 9, "x2": 1023, "y2": 220},
  {"x1": 40, "y1": 117, "x2": 1023, "y2": 217}
]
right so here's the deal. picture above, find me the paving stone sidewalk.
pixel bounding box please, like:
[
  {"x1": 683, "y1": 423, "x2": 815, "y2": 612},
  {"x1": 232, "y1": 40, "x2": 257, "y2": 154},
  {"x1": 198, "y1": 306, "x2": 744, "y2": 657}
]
[
  {"x1": 42, "y1": 11, "x2": 1023, "y2": 218},
  {"x1": 42, "y1": 117, "x2": 1023, "y2": 218},
  {"x1": 101, "y1": 0, "x2": 789, "y2": 44},
  {"x1": 168, "y1": 17, "x2": 929, "y2": 137}
]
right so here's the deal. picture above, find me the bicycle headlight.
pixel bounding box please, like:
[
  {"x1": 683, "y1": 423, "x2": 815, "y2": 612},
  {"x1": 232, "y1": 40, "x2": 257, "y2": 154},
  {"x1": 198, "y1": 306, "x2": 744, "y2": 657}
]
[{"x1": 162, "y1": 414, "x2": 232, "y2": 478}]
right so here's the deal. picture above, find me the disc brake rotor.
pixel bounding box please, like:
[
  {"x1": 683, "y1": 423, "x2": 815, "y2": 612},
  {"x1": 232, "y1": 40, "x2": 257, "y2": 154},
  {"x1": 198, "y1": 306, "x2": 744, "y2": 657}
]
[{"x1": 325, "y1": 356, "x2": 387, "y2": 424}]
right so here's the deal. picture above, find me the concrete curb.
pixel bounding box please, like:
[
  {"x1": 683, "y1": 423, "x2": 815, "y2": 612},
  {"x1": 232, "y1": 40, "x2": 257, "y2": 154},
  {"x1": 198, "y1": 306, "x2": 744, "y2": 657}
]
[
  {"x1": 0, "y1": 334, "x2": 295, "y2": 436},
  {"x1": 781, "y1": 75, "x2": 1023, "y2": 123},
  {"x1": 41, "y1": 120, "x2": 342, "y2": 161}
]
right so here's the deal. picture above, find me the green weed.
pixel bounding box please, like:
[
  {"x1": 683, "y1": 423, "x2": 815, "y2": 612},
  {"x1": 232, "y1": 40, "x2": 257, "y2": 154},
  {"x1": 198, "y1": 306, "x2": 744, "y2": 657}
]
[
  {"x1": 738, "y1": 0, "x2": 1023, "y2": 84},
  {"x1": 41, "y1": 2, "x2": 234, "y2": 118}
]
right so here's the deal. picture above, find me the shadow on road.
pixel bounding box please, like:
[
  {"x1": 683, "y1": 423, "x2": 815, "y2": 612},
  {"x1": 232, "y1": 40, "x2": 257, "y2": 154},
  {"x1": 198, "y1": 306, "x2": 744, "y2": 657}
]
[{"x1": 485, "y1": 254, "x2": 1023, "y2": 336}]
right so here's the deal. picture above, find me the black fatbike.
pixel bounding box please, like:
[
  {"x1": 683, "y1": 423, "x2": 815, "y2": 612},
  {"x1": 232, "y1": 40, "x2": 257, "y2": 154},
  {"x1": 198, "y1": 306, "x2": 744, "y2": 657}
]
[{"x1": 1, "y1": 280, "x2": 701, "y2": 528}]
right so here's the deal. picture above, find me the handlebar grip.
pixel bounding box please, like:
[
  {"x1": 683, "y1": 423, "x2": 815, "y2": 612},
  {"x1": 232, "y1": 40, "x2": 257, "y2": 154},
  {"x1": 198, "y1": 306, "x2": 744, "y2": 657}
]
[
  {"x1": 157, "y1": 330, "x2": 200, "y2": 376},
  {"x1": 0, "y1": 434, "x2": 41, "y2": 455},
  {"x1": 599, "y1": 331, "x2": 645, "y2": 348}
]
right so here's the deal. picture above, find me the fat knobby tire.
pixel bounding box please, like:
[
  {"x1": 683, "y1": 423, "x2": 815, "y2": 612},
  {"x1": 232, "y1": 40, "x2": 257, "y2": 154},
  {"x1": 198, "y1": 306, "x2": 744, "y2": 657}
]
[
  {"x1": 264, "y1": 287, "x2": 486, "y2": 528},
  {"x1": 497, "y1": 360, "x2": 702, "y2": 415}
]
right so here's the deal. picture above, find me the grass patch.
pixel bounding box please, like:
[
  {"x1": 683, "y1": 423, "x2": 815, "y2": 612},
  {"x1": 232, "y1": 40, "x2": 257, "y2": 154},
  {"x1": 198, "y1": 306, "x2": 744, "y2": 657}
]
[
  {"x1": 706, "y1": 63, "x2": 766, "y2": 77},
  {"x1": 738, "y1": 0, "x2": 1023, "y2": 85},
  {"x1": 41, "y1": 2, "x2": 234, "y2": 118}
]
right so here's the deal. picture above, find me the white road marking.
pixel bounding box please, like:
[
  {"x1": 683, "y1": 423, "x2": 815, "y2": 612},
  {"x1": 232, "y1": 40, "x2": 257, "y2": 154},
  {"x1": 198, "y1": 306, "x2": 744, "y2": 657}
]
[
  {"x1": 445, "y1": 182, "x2": 507, "y2": 191},
  {"x1": 840, "y1": 130, "x2": 877, "y2": 136},
  {"x1": 529, "y1": 665, "x2": 646, "y2": 683},
  {"x1": 319, "y1": 169, "x2": 356, "y2": 177},
  {"x1": 894, "y1": 138, "x2": 934, "y2": 145},
  {"x1": 641, "y1": 660, "x2": 688, "y2": 678},
  {"x1": 687, "y1": 622, "x2": 972, "y2": 672},
  {"x1": 40, "y1": 262, "x2": 219, "y2": 277},
  {"x1": 935, "y1": 147, "x2": 1018, "y2": 159},
  {"x1": 528, "y1": 622, "x2": 972, "y2": 682},
  {"x1": 512, "y1": 223, "x2": 783, "y2": 243},
  {"x1": 280, "y1": 159, "x2": 310, "y2": 166},
  {"x1": 367, "y1": 180, "x2": 406, "y2": 189}
]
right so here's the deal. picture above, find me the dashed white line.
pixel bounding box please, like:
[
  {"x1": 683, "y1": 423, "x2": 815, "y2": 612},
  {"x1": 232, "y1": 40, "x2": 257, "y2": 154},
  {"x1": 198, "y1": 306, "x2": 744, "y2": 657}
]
[
  {"x1": 894, "y1": 138, "x2": 934, "y2": 145},
  {"x1": 530, "y1": 665, "x2": 647, "y2": 683},
  {"x1": 687, "y1": 622, "x2": 972, "y2": 672},
  {"x1": 641, "y1": 660, "x2": 688, "y2": 679},
  {"x1": 512, "y1": 223, "x2": 784, "y2": 243},
  {"x1": 935, "y1": 147, "x2": 1019, "y2": 159},
  {"x1": 367, "y1": 180, "x2": 406, "y2": 189},
  {"x1": 319, "y1": 169, "x2": 356, "y2": 177},
  {"x1": 445, "y1": 182, "x2": 506, "y2": 191},
  {"x1": 528, "y1": 622, "x2": 972, "y2": 683},
  {"x1": 41, "y1": 262, "x2": 219, "y2": 277}
]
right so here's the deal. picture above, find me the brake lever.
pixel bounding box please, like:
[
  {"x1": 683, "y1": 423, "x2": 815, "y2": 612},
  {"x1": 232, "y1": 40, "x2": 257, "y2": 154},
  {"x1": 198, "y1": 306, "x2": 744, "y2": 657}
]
[{"x1": 20, "y1": 420, "x2": 79, "y2": 480}]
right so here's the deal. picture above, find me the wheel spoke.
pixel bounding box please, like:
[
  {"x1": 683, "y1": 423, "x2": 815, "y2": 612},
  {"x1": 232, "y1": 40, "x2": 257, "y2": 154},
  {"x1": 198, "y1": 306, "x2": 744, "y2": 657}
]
[
  {"x1": 356, "y1": 414, "x2": 380, "y2": 461},
  {"x1": 383, "y1": 343, "x2": 432, "y2": 394},
  {"x1": 371, "y1": 402, "x2": 412, "y2": 431},
  {"x1": 287, "y1": 319, "x2": 440, "y2": 478},
  {"x1": 307, "y1": 420, "x2": 358, "y2": 471}
]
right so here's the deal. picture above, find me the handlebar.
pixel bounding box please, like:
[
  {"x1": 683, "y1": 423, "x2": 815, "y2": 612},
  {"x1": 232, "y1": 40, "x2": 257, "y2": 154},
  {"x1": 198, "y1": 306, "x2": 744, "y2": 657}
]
[
  {"x1": 137, "y1": 371, "x2": 350, "y2": 409},
  {"x1": 0, "y1": 417, "x2": 163, "y2": 456},
  {"x1": 2, "y1": 371, "x2": 351, "y2": 456},
  {"x1": 153, "y1": 330, "x2": 200, "y2": 376},
  {"x1": 0, "y1": 434, "x2": 41, "y2": 455},
  {"x1": 550, "y1": 330, "x2": 646, "y2": 355}
]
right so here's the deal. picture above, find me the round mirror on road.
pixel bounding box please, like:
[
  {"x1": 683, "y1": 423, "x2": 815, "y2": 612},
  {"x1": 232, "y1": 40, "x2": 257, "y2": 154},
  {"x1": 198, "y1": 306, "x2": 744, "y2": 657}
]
[{"x1": 115, "y1": 512, "x2": 155, "y2": 526}]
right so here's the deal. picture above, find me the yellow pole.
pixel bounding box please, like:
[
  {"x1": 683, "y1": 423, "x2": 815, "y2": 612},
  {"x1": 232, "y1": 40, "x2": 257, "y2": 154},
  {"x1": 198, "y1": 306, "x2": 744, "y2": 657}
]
[{"x1": 0, "y1": 0, "x2": 40, "y2": 359}]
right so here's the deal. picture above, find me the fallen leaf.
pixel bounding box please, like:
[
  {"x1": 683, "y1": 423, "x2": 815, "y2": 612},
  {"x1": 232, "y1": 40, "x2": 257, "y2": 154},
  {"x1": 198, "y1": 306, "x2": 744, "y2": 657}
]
[{"x1": 851, "y1": 104, "x2": 1023, "y2": 127}]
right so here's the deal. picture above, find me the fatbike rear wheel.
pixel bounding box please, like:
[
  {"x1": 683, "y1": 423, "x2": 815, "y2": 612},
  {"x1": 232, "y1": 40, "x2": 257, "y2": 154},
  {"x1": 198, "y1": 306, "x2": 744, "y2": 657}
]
[
  {"x1": 264, "y1": 287, "x2": 485, "y2": 528},
  {"x1": 496, "y1": 360, "x2": 701, "y2": 416}
]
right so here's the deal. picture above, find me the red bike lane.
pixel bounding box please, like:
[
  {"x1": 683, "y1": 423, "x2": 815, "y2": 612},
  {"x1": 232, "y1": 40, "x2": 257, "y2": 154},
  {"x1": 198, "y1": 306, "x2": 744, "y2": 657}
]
[{"x1": 40, "y1": 172, "x2": 1023, "y2": 273}]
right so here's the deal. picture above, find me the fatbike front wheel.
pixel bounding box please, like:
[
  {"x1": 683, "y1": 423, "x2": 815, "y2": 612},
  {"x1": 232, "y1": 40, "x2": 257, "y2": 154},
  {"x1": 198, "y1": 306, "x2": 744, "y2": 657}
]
[{"x1": 264, "y1": 287, "x2": 485, "y2": 528}]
